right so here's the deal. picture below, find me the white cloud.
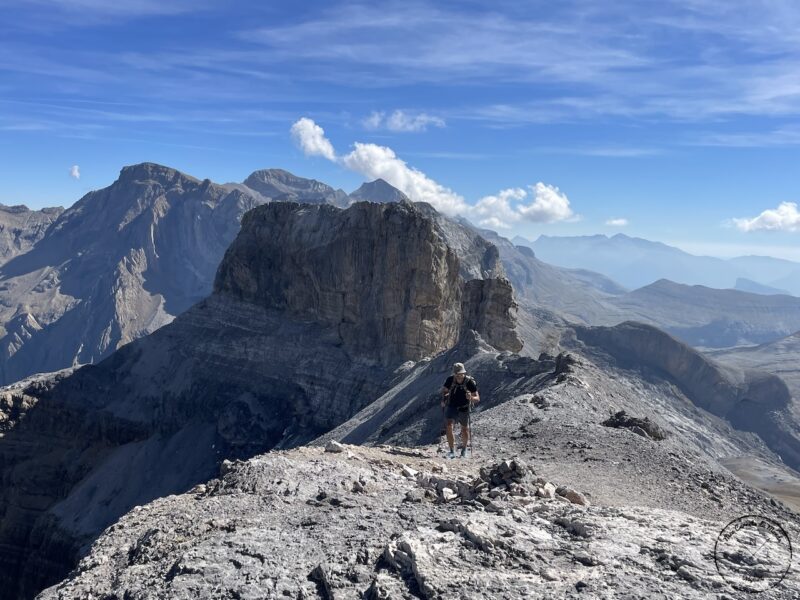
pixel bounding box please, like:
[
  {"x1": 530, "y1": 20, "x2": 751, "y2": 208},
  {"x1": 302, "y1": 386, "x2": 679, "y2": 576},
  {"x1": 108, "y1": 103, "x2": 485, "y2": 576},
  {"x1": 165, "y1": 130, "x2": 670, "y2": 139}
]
[
  {"x1": 472, "y1": 188, "x2": 526, "y2": 229},
  {"x1": 290, "y1": 117, "x2": 336, "y2": 160},
  {"x1": 290, "y1": 117, "x2": 577, "y2": 226},
  {"x1": 69, "y1": 164, "x2": 80, "y2": 179},
  {"x1": 341, "y1": 142, "x2": 468, "y2": 214},
  {"x1": 363, "y1": 110, "x2": 445, "y2": 132},
  {"x1": 290, "y1": 117, "x2": 466, "y2": 214},
  {"x1": 732, "y1": 202, "x2": 800, "y2": 232},
  {"x1": 518, "y1": 183, "x2": 574, "y2": 223},
  {"x1": 606, "y1": 217, "x2": 628, "y2": 226},
  {"x1": 471, "y1": 185, "x2": 575, "y2": 228}
]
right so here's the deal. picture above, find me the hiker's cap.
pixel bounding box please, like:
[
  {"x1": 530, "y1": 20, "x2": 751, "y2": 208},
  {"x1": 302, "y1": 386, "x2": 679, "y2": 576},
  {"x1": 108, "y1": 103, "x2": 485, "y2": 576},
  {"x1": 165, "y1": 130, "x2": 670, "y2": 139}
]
[{"x1": 453, "y1": 362, "x2": 466, "y2": 374}]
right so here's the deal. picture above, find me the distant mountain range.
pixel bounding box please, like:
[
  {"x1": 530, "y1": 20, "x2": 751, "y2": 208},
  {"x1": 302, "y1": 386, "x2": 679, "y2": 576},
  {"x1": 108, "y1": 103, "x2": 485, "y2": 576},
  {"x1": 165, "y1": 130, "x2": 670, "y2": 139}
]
[
  {"x1": 4, "y1": 163, "x2": 800, "y2": 387},
  {"x1": 515, "y1": 233, "x2": 800, "y2": 295}
]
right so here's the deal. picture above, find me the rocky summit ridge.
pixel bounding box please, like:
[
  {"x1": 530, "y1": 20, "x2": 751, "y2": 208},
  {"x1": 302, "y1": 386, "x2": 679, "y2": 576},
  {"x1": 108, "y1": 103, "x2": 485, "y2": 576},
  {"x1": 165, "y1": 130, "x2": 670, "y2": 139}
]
[{"x1": 34, "y1": 344, "x2": 800, "y2": 598}]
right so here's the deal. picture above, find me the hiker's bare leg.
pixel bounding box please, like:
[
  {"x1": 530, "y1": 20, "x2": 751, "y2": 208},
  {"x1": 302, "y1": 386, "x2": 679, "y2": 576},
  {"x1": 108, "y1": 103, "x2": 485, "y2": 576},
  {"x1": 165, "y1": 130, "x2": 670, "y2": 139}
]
[
  {"x1": 461, "y1": 424, "x2": 470, "y2": 450},
  {"x1": 446, "y1": 420, "x2": 455, "y2": 451}
]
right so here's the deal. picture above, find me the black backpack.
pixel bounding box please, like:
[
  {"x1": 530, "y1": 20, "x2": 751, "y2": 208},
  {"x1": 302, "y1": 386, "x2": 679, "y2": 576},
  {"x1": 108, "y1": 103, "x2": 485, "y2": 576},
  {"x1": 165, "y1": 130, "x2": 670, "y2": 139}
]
[{"x1": 448, "y1": 375, "x2": 475, "y2": 408}]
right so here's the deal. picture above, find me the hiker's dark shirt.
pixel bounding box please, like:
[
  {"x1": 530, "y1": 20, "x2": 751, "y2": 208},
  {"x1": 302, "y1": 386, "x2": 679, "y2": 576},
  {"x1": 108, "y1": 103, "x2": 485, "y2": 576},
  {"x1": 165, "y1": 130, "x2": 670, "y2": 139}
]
[{"x1": 443, "y1": 375, "x2": 478, "y2": 410}]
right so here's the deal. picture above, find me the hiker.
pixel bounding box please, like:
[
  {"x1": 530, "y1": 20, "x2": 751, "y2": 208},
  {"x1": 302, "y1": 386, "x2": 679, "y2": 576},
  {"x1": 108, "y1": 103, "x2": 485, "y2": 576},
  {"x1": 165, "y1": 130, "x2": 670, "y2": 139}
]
[{"x1": 440, "y1": 362, "x2": 480, "y2": 458}]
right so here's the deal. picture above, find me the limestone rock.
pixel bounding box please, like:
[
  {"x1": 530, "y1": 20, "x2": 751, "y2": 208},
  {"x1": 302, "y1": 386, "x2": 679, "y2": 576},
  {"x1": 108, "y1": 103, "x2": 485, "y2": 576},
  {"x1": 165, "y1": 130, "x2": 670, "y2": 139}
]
[
  {"x1": 325, "y1": 440, "x2": 345, "y2": 453},
  {"x1": 0, "y1": 204, "x2": 63, "y2": 266}
]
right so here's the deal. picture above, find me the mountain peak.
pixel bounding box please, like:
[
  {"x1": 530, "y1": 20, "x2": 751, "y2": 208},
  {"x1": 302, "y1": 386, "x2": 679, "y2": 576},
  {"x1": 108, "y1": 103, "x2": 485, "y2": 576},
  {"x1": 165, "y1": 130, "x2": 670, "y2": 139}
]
[
  {"x1": 117, "y1": 163, "x2": 199, "y2": 186},
  {"x1": 349, "y1": 179, "x2": 409, "y2": 204},
  {"x1": 243, "y1": 168, "x2": 346, "y2": 205}
]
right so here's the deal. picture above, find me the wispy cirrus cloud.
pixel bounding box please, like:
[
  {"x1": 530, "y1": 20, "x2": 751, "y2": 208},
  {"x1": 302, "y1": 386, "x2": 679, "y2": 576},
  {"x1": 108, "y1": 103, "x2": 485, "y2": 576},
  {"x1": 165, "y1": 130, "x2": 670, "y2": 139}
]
[
  {"x1": 7, "y1": 0, "x2": 800, "y2": 140},
  {"x1": 363, "y1": 110, "x2": 445, "y2": 132},
  {"x1": 235, "y1": 1, "x2": 800, "y2": 124},
  {"x1": 2, "y1": 0, "x2": 217, "y2": 26},
  {"x1": 692, "y1": 125, "x2": 800, "y2": 148}
]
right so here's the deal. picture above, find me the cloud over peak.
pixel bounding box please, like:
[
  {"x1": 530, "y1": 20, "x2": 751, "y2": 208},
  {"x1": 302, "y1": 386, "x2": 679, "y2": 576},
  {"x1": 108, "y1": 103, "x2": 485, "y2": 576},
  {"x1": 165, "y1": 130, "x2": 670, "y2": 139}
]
[
  {"x1": 290, "y1": 117, "x2": 575, "y2": 227},
  {"x1": 606, "y1": 217, "x2": 629, "y2": 226},
  {"x1": 69, "y1": 164, "x2": 80, "y2": 179},
  {"x1": 290, "y1": 117, "x2": 466, "y2": 214}
]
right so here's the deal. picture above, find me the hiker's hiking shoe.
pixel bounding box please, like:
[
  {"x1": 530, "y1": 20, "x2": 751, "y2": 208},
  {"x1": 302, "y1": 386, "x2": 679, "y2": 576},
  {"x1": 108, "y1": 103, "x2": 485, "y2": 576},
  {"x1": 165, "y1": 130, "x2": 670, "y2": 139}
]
[
  {"x1": 460, "y1": 447, "x2": 467, "y2": 458},
  {"x1": 447, "y1": 450, "x2": 456, "y2": 459}
]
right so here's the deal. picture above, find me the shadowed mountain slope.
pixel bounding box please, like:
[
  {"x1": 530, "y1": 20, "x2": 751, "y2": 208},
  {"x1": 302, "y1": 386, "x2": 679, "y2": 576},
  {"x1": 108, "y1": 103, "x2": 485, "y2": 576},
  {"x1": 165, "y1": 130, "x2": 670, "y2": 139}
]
[{"x1": 0, "y1": 163, "x2": 268, "y2": 385}]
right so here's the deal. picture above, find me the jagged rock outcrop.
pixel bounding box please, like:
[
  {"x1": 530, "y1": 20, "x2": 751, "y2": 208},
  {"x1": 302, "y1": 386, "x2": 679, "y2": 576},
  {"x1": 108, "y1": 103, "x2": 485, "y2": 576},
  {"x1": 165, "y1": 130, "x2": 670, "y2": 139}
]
[
  {"x1": 0, "y1": 204, "x2": 63, "y2": 266},
  {"x1": 461, "y1": 277, "x2": 523, "y2": 353},
  {"x1": 0, "y1": 163, "x2": 267, "y2": 385},
  {"x1": 0, "y1": 199, "x2": 520, "y2": 599},
  {"x1": 242, "y1": 168, "x2": 348, "y2": 206}
]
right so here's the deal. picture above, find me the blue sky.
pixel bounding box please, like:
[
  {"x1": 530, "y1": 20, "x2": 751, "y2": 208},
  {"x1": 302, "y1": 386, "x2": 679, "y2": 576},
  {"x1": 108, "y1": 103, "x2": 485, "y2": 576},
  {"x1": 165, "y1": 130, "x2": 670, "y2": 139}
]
[{"x1": 3, "y1": 0, "x2": 800, "y2": 259}]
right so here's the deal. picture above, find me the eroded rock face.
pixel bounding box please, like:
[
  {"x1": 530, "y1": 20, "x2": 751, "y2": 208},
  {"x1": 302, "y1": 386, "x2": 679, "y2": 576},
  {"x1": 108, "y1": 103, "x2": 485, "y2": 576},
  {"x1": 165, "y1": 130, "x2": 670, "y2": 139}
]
[
  {"x1": 215, "y1": 201, "x2": 519, "y2": 364},
  {"x1": 461, "y1": 277, "x2": 523, "y2": 353}
]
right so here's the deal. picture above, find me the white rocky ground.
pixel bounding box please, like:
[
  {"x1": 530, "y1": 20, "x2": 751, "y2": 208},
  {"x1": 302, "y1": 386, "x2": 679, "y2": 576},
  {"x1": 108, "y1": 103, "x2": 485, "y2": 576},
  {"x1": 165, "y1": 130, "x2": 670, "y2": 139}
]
[{"x1": 38, "y1": 441, "x2": 800, "y2": 599}]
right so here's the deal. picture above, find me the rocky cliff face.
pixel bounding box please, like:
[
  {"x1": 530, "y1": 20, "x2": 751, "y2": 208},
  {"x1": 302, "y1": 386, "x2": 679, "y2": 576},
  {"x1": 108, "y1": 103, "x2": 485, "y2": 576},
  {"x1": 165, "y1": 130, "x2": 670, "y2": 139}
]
[
  {"x1": 571, "y1": 321, "x2": 800, "y2": 470},
  {"x1": 0, "y1": 163, "x2": 266, "y2": 385},
  {"x1": 0, "y1": 199, "x2": 521, "y2": 599},
  {"x1": 215, "y1": 201, "x2": 520, "y2": 364},
  {"x1": 0, "y1": 204, "x2": 63, "y2": 266}
]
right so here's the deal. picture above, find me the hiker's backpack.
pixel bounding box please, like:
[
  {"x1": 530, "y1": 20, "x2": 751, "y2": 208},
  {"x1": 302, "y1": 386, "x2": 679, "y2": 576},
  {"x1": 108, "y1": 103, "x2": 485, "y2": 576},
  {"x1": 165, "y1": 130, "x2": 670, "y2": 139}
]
[{"x1": 448, "y1": 375, "x2": 476, "y2": 407}]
